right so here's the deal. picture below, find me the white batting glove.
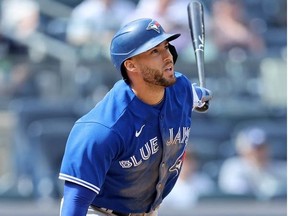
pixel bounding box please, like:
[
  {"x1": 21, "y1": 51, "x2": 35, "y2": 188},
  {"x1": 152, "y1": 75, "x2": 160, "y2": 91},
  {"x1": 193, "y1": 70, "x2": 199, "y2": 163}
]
[{"x1": 192, "y1": 83, "x2": 212, "y2": 112}]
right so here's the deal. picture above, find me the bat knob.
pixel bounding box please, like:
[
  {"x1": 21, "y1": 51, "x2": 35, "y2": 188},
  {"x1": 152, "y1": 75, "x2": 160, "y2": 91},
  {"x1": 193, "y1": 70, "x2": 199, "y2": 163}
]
[{"x1": 195, "y1": 102, "x2": 209, "y2": 112}]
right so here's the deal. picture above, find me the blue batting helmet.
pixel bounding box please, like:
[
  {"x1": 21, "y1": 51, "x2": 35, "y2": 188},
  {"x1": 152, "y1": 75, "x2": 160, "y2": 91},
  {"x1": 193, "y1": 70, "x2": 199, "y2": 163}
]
[{"x1": 110, "y1": 18, "x2": 181, "y2": 77}]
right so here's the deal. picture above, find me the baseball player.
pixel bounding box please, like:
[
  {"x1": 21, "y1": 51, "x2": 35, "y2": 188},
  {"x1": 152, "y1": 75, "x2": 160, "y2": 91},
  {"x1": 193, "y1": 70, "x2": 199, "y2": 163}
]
[{"x1": 59, "y1": 18, "x2": 212, "y2": 216}]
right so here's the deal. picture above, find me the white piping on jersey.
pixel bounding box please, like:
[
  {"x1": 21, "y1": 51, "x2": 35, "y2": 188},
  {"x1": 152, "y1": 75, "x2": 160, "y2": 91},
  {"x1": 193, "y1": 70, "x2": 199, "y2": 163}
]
[
  {"x1": 135, "y1": 124, "x2": 146, "y2": 137},
  {"x1": 59, "y1": 173, "x2": 100, "y2": 194}
]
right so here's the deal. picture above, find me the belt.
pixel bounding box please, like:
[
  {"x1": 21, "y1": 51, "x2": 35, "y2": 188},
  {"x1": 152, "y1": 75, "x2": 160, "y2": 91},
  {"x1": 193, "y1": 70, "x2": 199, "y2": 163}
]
[
  {"x1": 90, "y1": 205, "x2": 127, "y2": 216},
  {"x1": 101, "y1": 208, "x2": 128, "y2": 216},
  {"x1": 91, "y1": 205, "x2": 155, "y2": 216}
]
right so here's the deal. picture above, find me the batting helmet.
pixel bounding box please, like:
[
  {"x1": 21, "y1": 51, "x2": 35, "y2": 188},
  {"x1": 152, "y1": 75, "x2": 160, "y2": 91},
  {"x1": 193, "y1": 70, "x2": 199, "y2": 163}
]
[{"x1": 110, "y1": 18, "x2": 181, "y2": 78}]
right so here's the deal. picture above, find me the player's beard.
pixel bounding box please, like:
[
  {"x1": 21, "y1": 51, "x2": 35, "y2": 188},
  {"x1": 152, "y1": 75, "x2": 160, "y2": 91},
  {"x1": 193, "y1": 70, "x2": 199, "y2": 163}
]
[{"x1": 141, "y1": 64, "x2": 176, "y2": 87}]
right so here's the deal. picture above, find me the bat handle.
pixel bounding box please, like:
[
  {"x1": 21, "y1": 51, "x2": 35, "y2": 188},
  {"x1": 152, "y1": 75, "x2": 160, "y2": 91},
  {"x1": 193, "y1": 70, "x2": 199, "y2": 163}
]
[{"x1": 195, "y1": 50, "x2": 206, "y2": 88}]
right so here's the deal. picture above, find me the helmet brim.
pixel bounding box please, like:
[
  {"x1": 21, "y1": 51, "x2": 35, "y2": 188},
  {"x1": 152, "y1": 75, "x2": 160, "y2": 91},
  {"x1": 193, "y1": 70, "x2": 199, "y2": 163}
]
[{"x1": 130, "y1": 33, "x2": 181, "y2": 58}]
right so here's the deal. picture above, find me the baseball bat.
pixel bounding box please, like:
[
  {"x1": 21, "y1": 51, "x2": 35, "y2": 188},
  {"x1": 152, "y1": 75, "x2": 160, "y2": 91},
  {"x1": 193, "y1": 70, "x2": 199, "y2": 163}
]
[{"x1": 187, "y1": 1, "x2": 209, "y2": 111}]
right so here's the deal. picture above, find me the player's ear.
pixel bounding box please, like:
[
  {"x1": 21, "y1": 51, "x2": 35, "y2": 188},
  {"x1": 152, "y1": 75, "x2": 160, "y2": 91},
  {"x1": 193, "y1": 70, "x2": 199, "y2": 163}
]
[{"x1": 124, "y1": 59, "x2": 137, "y2": 72}]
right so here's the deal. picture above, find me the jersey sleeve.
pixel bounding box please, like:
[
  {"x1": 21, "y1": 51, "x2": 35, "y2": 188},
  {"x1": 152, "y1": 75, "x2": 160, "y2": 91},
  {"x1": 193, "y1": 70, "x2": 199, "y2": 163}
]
[
  {"x1": 59, "y1": 121, "x2": 122, "y2": 194},
  {"x1": 60, "y1": 181, "x2": 96, "y2": 216}
]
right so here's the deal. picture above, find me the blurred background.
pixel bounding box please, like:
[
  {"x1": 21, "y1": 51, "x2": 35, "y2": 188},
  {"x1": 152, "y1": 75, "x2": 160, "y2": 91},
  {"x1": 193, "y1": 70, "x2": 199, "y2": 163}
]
[{"x1": 0, "y1": 0, "x2": 286, "y2": 215}]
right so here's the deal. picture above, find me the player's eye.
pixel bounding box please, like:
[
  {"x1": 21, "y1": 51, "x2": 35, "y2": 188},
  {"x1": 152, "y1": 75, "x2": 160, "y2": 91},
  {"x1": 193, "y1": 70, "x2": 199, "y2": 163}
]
[{"x1": 151, "y1": 49, "x2": 159, "y2": 54}]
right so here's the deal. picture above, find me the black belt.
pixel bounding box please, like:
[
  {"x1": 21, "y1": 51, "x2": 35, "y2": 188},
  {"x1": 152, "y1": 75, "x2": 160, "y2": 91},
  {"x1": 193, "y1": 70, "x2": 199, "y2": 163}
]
[
  {"x1": 110, "y1": 210, "x2": 129, "y2": 216},
  {"x1": 91, "y1": 205, "x2": 130, "y2": 216},
  {"x1": 91, "y1": 205, "x2": 156, "y2": 216}
]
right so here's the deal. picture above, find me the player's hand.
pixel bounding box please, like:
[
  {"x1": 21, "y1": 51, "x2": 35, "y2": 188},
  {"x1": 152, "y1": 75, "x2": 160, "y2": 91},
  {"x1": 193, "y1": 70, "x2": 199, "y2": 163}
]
[{"x1": 192, "y1": 83, "x2": 212, "y2": 112}]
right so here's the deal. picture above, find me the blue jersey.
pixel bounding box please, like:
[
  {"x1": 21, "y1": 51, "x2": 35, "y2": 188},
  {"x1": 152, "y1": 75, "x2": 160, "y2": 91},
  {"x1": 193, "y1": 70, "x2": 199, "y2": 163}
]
[{"x1": 59, "y1": 72, "x2": 193, "y2": 213}]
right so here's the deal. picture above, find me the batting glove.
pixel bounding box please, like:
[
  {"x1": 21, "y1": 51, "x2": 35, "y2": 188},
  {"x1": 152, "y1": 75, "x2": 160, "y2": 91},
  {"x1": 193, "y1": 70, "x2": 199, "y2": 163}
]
[{"x1": 192, "y1": 83, "x2": 212, "y2": 112}]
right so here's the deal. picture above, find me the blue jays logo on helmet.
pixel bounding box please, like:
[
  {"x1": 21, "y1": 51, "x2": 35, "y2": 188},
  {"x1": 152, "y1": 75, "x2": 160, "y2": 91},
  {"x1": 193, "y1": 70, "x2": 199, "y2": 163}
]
[
  {"x1": 146, "y1": 20, "x2": 161, "y2": 33},
  {"x1": 110, "y1": 18, "x2": 181, "y2": 75}
]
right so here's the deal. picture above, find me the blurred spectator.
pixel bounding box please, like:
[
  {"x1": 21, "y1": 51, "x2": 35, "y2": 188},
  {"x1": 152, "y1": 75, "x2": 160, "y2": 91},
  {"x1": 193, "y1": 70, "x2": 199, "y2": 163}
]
[
  {"x1": 66, "y1": 0, "x2": 136, "y2": 59},
  {"x1": 218, "y1": 127, "x2": 286, "y2": 200},
  {"x1": 0, "y1": 0, "x2": 40, "y2": 54},
  {"x1": 161, "y1": 150, "x2": 216, "y2": 209},
  {"x1": 0, "y1": 0, "x2": 42, "y2": 100},
  {"x1": 0, "y1": 0, "x2": 40, "y2": 45},
  {"x1": 0, "y1": 59, "x2": 39, "y2": 99},
  {"x1": 210, "y1": 0, "x2": 266, "y2": 57},
  {"x1": 124, "y1": 0, "x2": 191, "y2": 53}
]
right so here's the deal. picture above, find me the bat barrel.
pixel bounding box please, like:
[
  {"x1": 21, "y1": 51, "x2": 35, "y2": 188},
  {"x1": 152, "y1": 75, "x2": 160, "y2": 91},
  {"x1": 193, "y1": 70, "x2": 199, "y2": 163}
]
[{"x1": 187, "y1": 1, "x2": 206, "y2": 88}]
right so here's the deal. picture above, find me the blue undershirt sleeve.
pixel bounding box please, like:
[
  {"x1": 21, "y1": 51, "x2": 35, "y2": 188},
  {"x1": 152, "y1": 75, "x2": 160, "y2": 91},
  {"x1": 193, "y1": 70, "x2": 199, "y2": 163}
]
[{"x1": 60, "y1": 181, "x2": 97, "y2": 216}]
